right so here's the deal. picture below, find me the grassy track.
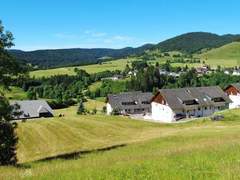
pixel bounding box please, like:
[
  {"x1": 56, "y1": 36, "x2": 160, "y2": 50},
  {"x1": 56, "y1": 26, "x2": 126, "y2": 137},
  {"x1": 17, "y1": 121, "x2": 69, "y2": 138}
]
[{"x1": 1, "y1": 108, "x2": 240, "y2": 179}]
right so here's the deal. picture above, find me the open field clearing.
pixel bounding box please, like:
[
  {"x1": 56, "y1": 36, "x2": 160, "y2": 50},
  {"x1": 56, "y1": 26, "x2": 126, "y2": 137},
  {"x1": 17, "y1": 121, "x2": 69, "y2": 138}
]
[
  {"x1": 30, "y1": 57, "x2": 202, "y2": 78},
  {"x1": 30, "y1": 58, "x2": 136, "y2": 78},
  {"x1": 0, "y1": 108, "x2": 240, "y2": 179},
  {"x1": 0, "y1": 86, "x2": 28, "y2": 100},
  {"x1": 84, "y1": 99, "x2": 105, "y2": 112}
]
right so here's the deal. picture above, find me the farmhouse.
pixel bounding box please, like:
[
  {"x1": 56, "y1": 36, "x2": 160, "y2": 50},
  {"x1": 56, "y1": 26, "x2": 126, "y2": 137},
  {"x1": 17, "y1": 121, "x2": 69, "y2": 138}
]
[
  {"x1": 106, "y1": 92, "x2": 152, "y2": 115},
  {"x1": 225, "y1": 83, "x2": 240, "y2": 109},
  {"x1": 10, "y1": 100, "x2": 53, "y2": 120},
  {"x1": 151, "y1": 86, "x2": 231, "y2": 123}
]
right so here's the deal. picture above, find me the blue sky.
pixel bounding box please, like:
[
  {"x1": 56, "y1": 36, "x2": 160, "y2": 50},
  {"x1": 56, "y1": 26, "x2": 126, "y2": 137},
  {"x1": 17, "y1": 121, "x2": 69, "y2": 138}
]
[{"x1": 1, "y1": 0, "x2": 240, "y2": 50}]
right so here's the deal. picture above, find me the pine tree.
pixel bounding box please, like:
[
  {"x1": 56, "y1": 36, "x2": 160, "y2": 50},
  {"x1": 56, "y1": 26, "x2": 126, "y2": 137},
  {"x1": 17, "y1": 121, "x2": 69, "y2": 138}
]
[
  {"x1": 77, "y1": 99, "x2": 85, "y2": 115},
  {"x1": 0, "y1": 20, "x2": 26, "y2": 165}
]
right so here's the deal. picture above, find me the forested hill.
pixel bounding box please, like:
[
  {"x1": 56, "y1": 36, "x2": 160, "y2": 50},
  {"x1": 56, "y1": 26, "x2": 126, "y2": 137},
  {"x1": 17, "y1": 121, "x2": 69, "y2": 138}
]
[
  {"x1": 155, "y1": 32, "x2": 240, "y2": 53},
  {"x1": 10, "y1": 44, "x2": 154, "y2": 69},
  {"x1": 10, "y1": 32, "x2": 240, "y2": 69}
]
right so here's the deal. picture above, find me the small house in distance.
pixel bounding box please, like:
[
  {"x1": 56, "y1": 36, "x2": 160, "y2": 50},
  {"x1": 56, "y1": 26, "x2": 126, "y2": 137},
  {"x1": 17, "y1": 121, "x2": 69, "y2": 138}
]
[
  {"x1": 151, "y1": 86, "x2": 231, "y2": 123},
  {"x1": 10, "y1": 100, "x2": 54, "y2": 120},
  {"x1": 101, "y1": 74, "x2": 123, "y2": 81},
  {"x1": 225, "y1": 83, "x2": 240, "y2": 109},
  {"x1": 106, "y1": 92, "x2": 152, "y2": 115}
]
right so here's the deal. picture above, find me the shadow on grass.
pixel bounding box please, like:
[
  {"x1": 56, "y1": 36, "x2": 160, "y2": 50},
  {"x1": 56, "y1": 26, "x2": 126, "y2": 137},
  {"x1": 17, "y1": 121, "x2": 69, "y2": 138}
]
[
  {"x1": 15, "y1": 163, "x2": 32, "y2": 169},
  {"x1": 36, "y1": 144, "x2": 127, "y2": 162}
]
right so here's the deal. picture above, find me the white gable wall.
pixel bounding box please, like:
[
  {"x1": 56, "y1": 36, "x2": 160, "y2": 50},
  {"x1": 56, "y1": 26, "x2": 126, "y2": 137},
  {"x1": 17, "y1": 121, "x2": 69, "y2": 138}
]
[
  {"x1": 151, "y1": 102, "x2": 221, "y2": 123},
  {"x1": 229, "y1": 94, "x2": 240, "y2": 109},
  {"x1": 151, "y1": 102, "x2": 175, "y2": 123},
  {"x1": 106, "y1": 103, "x2": 113, "y2": 115}
]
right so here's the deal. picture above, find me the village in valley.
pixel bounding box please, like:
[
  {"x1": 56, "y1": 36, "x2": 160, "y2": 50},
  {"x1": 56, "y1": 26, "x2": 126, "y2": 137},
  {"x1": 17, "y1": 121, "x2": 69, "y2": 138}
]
[
  {"x1": 2, "y1": 1, "x2": 240, "y2": 179},
  {"x1": 10, "y1": 61, "x2": 240, "y2": 124}
]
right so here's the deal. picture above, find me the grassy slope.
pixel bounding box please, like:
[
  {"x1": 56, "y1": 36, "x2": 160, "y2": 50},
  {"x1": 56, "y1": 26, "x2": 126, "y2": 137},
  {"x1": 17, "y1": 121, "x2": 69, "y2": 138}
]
[
  {"x1": 88, "y1": 81, "x2": 102, "y2": 92},
  {"x1": 84, "y1": 99, "x2": 105, "y2": 112},
  {"x1": 200, "y1": 42, "x2": 240, "y2": 67},
  {"x1": 30, "y1": 56, "x2": 202, "y2": 79},
  {"x1": 1, "y1": 108, "x2": 240, "y2": 179},
  {"x1": 30, "y1": 42, "x2": 240, "y2": 78},
  {"x1": 0, "y1": 86, "x2": 28, "y2": 100},
  {"x1": 30, "y1": 58, "x2": 135, "y2": 78}
]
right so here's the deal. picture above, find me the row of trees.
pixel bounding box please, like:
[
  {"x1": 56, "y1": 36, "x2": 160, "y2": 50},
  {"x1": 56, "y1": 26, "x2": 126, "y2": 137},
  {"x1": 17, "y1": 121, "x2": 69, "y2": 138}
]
[
  {"x1": 126, "y1": 63, "x2": 240, "y2": 92},
  {"x1": 18, "y1": 69, "x2": 123, "y2": 108}
]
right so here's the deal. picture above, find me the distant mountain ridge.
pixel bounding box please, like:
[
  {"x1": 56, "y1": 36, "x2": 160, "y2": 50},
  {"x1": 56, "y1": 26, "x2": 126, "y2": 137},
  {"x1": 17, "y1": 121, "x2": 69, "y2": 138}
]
[
  {"x1": 10, "y1": 45, "x2": 154, "y2": 69},
  {"x1": 10, "y1": 32, "x2": 240, "y2": 69}
]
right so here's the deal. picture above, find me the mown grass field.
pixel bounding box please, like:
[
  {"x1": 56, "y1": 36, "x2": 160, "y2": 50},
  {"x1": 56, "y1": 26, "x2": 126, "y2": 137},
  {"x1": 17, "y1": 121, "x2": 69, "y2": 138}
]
[
  {"x1": 84, "y1": 99, "x2": 105, "y2": 112},
  {"x1": 1, "y1": 107, "x2": 240, "y2": 179},
  {"x1": 199, "y1": 42, "x2": 240, "y2": 67}
]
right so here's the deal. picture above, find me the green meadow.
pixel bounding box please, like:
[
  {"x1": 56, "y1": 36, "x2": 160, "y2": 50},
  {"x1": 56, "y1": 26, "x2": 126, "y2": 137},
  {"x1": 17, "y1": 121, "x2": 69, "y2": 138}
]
[
  {"x1": 200, "y1": 42, "x2": 240, "y2": 67},
  {"x1": 29, "y1": 42, "x2": 240, "y2": 79},
  {"x1": 0, "y1": 86, "x2": 28, "y2": 100},
  {"x1": 1, "y1": 107, "x2": 240, "y2": 179},
  {"x1": 30, "y1": 58, "x2": 136, "y2": 78}
]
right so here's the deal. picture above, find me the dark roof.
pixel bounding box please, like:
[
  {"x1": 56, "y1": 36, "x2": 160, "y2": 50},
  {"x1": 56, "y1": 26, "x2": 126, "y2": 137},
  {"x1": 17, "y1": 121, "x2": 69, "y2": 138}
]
[
  {"x1": 154, "y1": 86, "x2": 231, "y2": 111},
  {"x1": 228, "y1": 83, "x2": 240, "y2": 92},
  {"x1": 10, "y1": 100, "x2": 53, "y2": 120},
  {"x1": 107, "y1": 91, "x2": 152, "y2": 110}
]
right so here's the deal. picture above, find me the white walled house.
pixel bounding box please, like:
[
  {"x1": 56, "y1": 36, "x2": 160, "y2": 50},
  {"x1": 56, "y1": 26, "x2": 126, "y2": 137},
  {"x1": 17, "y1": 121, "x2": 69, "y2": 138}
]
[
  {"x1": 151, "y1": 86, "x2": 231, "y2": 123},
  {"x1": 225, "y1": 83, "x2": 240, "y2": 109},
  {"x1": 232, "y1": 70, "x2": 240, "y2": 76},
  {"x1": 106, "y1": 92, "x2": 152, "y2": 115}
]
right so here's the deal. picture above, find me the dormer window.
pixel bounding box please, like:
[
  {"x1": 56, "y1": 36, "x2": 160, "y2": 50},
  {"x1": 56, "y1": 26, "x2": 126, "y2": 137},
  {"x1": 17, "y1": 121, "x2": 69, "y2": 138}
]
[
  {"x1": 142, "y1": 101, "x2": 150, "y2": 105},
  {"x1": 212, "y1": 97, "x2": 225, "y2": 102},
  {"x1": 183, "y1": 99, "x2": 199, "y2": 105},
  {"x1": 122, "y1": 101, "x2": 136, "y2": 105}
]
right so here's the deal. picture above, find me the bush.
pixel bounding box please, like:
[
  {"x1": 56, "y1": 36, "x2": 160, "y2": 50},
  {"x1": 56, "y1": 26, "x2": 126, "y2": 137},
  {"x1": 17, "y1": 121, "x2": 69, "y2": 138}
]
[
  {"x1": 48, "y1": 99, "x2": 77, "y2": 110},
  {"x1": 92, "y1": 108, "x2": 97, "y2": 115},
  {"x1": 111, "y1": 108, "x2": 120, "y2": 116},
  {"x1": 102, "y1": 106, "x2": 107, "y2": 113}
]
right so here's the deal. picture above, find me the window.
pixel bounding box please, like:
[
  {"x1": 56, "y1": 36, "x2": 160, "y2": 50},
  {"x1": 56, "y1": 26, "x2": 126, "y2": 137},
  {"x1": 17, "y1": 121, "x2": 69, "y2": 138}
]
[
  {"x1": 122, "y1": 101, "x2": 136, "y2": 106},
  {"x1": 183, "y1": 100, "x2": 199, "y2": 105},
  {"x1": 212, "y1": 97, "x2": 224, "y2": 102},
  {"x1": 134, "y1": 108, "x2": 143, "y2": 113},
  {"x1": 142, "y1": 101, "x2": 150, "y2": 105}
]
